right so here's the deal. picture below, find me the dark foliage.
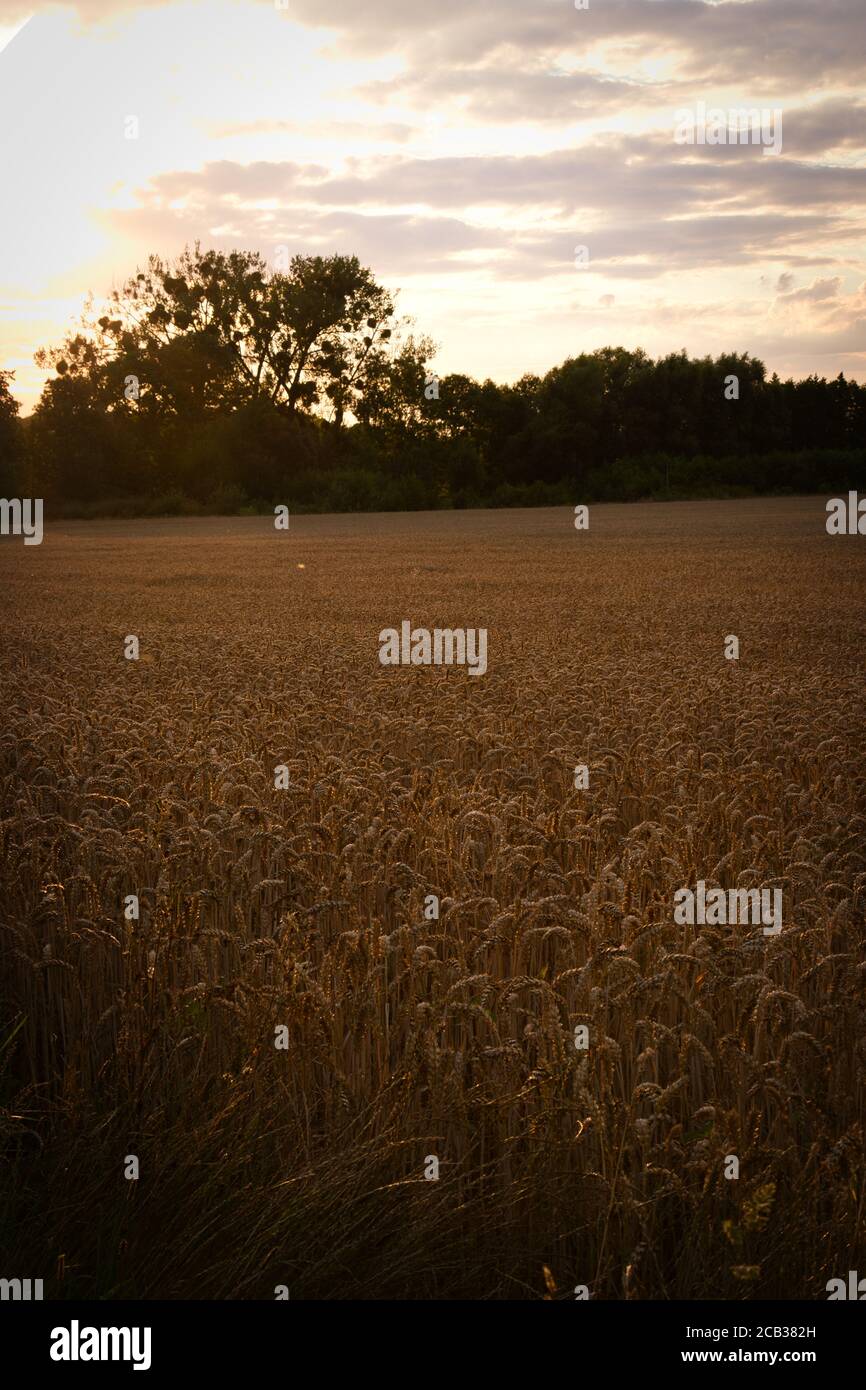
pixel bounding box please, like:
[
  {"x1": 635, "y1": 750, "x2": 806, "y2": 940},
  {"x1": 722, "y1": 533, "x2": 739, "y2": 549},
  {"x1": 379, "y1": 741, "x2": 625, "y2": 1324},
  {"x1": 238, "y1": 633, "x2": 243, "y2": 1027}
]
[{"x1": 10, "y1": 246, "x2": 866, "y2": 514}]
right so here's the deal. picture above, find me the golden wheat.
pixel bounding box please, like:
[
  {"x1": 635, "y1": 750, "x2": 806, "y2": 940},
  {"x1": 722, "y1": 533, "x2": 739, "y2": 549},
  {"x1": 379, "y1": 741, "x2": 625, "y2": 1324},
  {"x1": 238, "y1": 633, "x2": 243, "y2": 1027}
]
[{"x1": 0, "y1": 498, "x2": 864, "y2": 1299}]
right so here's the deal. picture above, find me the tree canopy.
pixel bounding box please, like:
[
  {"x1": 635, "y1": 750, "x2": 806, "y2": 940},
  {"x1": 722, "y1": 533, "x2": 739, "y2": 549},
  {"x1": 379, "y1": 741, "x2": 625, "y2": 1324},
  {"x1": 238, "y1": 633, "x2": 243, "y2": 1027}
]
[{"x1": 36, "y1": 244, "x2": 400, "y2": 424}]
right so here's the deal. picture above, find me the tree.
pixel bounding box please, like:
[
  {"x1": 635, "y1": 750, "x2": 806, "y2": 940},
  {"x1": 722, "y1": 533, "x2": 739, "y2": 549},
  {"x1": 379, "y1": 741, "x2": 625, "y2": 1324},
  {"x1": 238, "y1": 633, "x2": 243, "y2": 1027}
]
[
  {"x1": 271, "y1": 253, "x2": 395, "y2": 422},
  {"x1": 36, "y1": 244, "x2": 397, "y2": 422},
  {"x1": 352, "y1": 334, "x2": 438, "y2": 442},
  {"x1": 0, "y1": 370, "x2": 22, "y2": 494},
  {"x1": 29, "y1": 263, "x2": 866, "y2": 513},
  {"x1": 29, "y1": 371, "x2": 149, "y2": 504}
]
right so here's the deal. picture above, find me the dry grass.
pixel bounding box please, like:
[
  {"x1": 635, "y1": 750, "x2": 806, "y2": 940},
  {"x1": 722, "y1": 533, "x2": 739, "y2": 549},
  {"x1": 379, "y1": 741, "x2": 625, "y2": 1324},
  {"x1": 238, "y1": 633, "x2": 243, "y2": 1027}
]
[{"x1": 1, "y1": 498, "x2": 864, "y2": 1299}]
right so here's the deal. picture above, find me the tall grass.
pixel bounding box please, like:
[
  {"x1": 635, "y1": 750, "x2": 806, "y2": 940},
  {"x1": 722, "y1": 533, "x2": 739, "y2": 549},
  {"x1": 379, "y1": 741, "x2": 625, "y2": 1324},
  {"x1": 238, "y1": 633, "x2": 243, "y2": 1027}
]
[{"x1": 1, "y1": 499, "x2": 864, "y2": 1298}]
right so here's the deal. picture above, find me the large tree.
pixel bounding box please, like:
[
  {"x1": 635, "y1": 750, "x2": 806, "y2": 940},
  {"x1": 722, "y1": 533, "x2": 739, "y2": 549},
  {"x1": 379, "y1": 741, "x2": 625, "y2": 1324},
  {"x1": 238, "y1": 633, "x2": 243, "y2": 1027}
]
[{"x1": 36, "y1": 243, "x2": 397, "y2": 422}]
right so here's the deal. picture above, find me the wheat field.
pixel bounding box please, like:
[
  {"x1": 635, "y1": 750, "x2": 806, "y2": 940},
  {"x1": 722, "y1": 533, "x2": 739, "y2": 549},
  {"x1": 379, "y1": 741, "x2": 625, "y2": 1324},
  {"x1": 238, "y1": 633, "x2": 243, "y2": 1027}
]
[{"x1": 1, "y1": 498, "x2": 864, "y2": 1299}]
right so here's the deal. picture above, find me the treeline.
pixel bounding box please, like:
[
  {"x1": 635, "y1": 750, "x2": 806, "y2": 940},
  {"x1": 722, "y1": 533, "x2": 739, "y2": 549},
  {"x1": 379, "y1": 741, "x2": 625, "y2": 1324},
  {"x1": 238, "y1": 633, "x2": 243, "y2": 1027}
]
[{"x1": 1, "y1": 243, "x2": 865, "y2": 515}]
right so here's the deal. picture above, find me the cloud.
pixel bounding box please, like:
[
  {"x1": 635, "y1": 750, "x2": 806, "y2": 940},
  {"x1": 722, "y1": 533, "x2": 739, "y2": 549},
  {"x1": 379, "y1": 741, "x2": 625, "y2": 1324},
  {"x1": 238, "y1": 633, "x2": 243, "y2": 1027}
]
[
  {"x1": 757, "y1": 277, "x2": 866, "y2": 362},
  {"x1": 6, "y1": 0, "x2": 864, "y2": 94},
  {"x1": 357, "y1": 64, "x2": 664, "y2": 125},
  {"x1": 775, "y1": 275, "x2": 843, "y2": 304},
  {"x1": 166, "y1": 138, "x2": 861, "y2": 222},
  {"x1": 781, "y1": 98, "x2": 866, "y2": 157},
  {"x1": 115, "y1": 139, "x2": 863, "y2": 286},
  {"x1": 109, "y1": 197, "x2": 508, "y2": 277},
  {"x1": 286, "y1": 0, "x2": 866, "y2": 91}
]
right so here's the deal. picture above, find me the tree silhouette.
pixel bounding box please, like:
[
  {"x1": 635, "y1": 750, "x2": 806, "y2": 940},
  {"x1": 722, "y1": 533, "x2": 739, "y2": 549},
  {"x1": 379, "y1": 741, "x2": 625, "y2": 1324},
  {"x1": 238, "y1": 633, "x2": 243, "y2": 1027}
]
[
  {"x1": 0, "y1": 369, "x2": 22, "y2": 493},
  {"x1": 36, "y1": 243, "x2": 398, "y2": 422}
]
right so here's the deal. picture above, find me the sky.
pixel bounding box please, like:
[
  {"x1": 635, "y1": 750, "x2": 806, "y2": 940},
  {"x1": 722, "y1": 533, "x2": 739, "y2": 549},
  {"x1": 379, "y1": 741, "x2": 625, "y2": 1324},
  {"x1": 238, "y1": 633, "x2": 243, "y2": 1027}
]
[{"x1": 0, "y1": 0, "x2": 864, "y2": 413}]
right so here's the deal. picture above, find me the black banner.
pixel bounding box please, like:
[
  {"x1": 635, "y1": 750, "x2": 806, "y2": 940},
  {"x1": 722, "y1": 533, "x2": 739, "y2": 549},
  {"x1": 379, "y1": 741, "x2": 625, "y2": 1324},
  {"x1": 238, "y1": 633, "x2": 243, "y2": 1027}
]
[{"x1": 5, "y1": 1298, "x2": 860, "y2": 1376}]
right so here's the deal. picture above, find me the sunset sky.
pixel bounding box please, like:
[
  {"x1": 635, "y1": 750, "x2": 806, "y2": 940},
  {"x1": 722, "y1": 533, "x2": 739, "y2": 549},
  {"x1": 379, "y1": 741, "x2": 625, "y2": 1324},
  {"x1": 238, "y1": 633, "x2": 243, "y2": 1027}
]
[{"x1": 1, "y1": 0, "x2": 864, "y2": 413}]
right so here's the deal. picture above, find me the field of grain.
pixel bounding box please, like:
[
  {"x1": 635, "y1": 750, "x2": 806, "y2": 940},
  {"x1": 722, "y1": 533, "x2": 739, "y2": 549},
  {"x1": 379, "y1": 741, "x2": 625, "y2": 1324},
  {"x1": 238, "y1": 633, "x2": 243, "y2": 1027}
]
[{"x1": 1, "y1": 498, "x2": 864, "y2": 1299}]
